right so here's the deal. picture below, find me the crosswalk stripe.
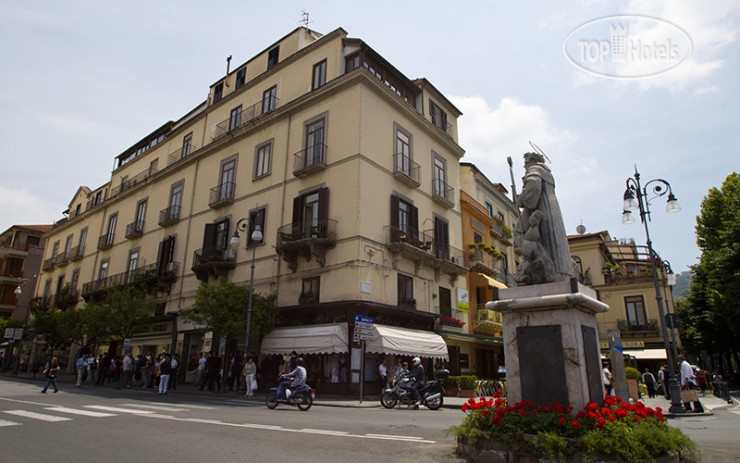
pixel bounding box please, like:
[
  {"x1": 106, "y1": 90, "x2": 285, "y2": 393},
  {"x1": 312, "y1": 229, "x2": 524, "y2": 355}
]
[
  {"x1": 46, "y1": 407, "x2": 116, "y2": 417},
  {"x1": 85, "y1": 405, "x2": 155, "y2": 415},
  {"x1": 0, "y1": 419, "x2": 22, "y2": 427},
  {"x1": 120, "y1": 404, "x2": 188, "y2": 412},
  {"x1": 3, "y1": 410, "x2": 72, "y2": 422}
]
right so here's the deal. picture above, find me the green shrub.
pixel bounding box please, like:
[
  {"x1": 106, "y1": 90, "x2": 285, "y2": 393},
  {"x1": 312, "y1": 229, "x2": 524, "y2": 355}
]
[
  {"x1": 446, "y1": 376, "x2": 460, "y2": 388},
  {"x1": 625, "y1": 366, "x2": 641, "y2": 380},
  {"x1": 459, "y1": 375, "x2": 479, "y2": 390}
]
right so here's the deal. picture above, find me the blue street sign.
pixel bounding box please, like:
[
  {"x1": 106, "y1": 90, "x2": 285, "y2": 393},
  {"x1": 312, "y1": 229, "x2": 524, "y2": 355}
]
[{"x1": 354, "y1": 315, "x2": 374, "y2": 324}]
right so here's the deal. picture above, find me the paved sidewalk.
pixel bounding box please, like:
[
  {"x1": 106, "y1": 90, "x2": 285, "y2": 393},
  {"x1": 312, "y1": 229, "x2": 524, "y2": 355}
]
[{"x1": 3, "y1": 371, "x2": 735, "y2": 415}]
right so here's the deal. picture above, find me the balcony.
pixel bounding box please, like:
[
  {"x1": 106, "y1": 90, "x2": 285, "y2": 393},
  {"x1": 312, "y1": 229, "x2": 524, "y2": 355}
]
[
  {"x1": 293, "y1": 144, "x2": 327, "y2": 177},
  {"x1": 110, "y1": 166, "x2": 158, "y2": 197},
  {"x1": 42, "y1": 256, "x2": 57, "y2": 271},
  {"x1": 97, "y1": 233, "x2": 114, "y2": 251},
  {"x1": 490, "y1": 221, "x2": 513, "y2": 246},
  {"x1": 192, "y1": 248, "x2": 236, "y2": 281},
  {"x1": 617, "y1": 319, "x2": 659, "y2": 335},
  {"x1": 56, "y1": 253, "x2": 69, "y2": 267},
  {"x1": 432, "y1": 178, "x2": 455, "y2": 208},
  {"x1": 383, "y1": 225, "x2": 467, "y2": 283},
  {"x1": 464, "y1": 247, "x2": 499, "y2": 279},
  {"x1": 276, "y1": 219, "x2": 337, "y2": 272},
  {"x1": 209, "y1": 182, "x2": 235, "y2": 209},
  {"x1": 393, "y1": 153, "x2": 421, "y2": 188},
  {"x1": 213, "y1": 99, "x2": 279, "y2": 139},
  {"x1": 125, "y1": 220, "x2": 145, "y2": 240},
  {"x1": 167, "y1": 142, "x2": 198, "y2": 166},
  {"x1": 81, "y1": 261, "x2": 179, "y2": 301},
  {"x1": 472, "y1": 306, "x2": 503, "y2": 337},
  {"x1": 158, "y1": 205, "x2": 181, "y2": 227},
  {"x1": 69, "y1": 246, "x2": 84, "y2": 262}
]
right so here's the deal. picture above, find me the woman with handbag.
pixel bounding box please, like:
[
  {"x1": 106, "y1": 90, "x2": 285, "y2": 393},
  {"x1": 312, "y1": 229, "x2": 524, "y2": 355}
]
[
  {"x1": 678, "y1": 354, "x2": 704, "y2": 413},
  {"x1": 41, "y1": 357, "x2": 61, "y2": 393},
  {"x1": 243, "y1": 356, "x2": 257, "y2": 397}
]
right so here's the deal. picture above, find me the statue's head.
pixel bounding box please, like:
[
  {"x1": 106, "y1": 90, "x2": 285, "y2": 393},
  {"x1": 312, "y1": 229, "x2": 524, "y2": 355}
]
[{"x1": 524, "y1": 152, "x2": 546, "y2": 165}]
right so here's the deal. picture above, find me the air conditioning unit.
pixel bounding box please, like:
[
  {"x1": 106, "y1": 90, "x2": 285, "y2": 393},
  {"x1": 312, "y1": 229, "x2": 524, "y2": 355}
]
[{"x1": 166, "y1": 262, "x2": 179, "y2": 272}]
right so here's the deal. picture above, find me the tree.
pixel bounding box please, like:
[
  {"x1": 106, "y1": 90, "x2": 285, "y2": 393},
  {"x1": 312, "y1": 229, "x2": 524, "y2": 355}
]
[
  {"x1": 683, "y1": 172, "x2": 740, "y2": 375},
  {"x1": 84, "y1": 285, "x2": 162, "y2": 344},
  {"x1": 180, "y1": 278, "x2": 277, "y2": 389}
]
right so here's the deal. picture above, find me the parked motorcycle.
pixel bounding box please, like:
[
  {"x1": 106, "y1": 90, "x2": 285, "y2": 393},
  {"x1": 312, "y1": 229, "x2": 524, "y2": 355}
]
[
  {"x1": 266, "y1": 377, "x2": 315, "y2": 411},
  {"x1": 380, "y1": 369, "x2": 448, "y2": 410}
]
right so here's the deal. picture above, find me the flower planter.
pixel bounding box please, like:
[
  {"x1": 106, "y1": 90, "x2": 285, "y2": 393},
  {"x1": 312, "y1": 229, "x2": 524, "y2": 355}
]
[
  {"x1": 445, "y1": 387, "x2": 459, "y2": 397},
  {"x1": 457, "y1": 436, "x2": 680, "y2": 463},
  {"x1": 458, "y1": 389, "x2": 477, "y2": 398}
]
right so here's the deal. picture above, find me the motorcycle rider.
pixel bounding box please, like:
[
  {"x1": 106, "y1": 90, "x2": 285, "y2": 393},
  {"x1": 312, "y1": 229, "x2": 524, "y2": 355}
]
[
  {"x1": 403, "y1": 357, "x2": 425, "y2": 405},
  {"x1": 277, "y1": 356, "x2": 307, "y2": 400}
]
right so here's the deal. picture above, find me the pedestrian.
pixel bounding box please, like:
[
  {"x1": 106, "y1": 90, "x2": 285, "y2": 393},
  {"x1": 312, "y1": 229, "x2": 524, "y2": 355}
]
[
  {"x1": 243, "y1": 356, "x2": 257, "y2": 397},
  {"x1": 86, "y1": 353, "x2": 96, "y2": 384},
  {"x1": 120, "y1": 352, "x2": 134, "y2": 388},
  {"x1": 41, "y1": 357, "x2": 60, "y2": 393},
  {"x1": 657, "y1": 365, "x2": 669, "y2": 399},
  {"x1": 678, "y1": 354, "x2": 704, "y2": 413},
  {"x1": 158, "y1": 353, "x2": 173, "y2": 395},
  {"x1": 642, "y1": 368, "x2": 656, "y2": 398},
  {"x1": 227, "y1": 352, "x2": 243, "y2": 391},
  {"x1": 378, "y1": 358, "x2": 388, "y2": 392},
  {"x1": 75, "y1": 354, "x2": 88, "y2": 387},
  {"x1": 141, "y1": 356, "x2": 152, "y2": 388},
  {"x1": 202, "y1": 351, "x2": 221, "y2": 391},
  {"x1": 169, "y1": 352, "x2": 180, "y2": 391},
  {"x1": 602, "y1": 362, "x2": 613, "y2": 396},
  {"x1": 195, "y1": 352, "x2": 206, "y2": 389},
  {"x1": 96, "y1": 353, "x2": 111, "y2": 385}
]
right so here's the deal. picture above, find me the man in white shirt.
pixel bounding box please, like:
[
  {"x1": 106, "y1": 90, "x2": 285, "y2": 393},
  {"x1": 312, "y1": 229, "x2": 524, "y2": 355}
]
[{"x1": 678, "y1": 354, "x2": 704, "y2": 413}]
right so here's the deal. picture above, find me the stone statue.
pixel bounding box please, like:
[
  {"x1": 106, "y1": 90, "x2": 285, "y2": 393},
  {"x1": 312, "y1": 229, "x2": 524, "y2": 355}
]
[{"x1": 513, "y1": 152, "x2": 576, "y2": 285}]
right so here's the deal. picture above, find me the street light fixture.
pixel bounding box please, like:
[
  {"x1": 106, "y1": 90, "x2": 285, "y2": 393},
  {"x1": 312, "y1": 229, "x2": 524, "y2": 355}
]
[
  {"x1": 12, "y1": 277, "x2": 35, "y2": 374},
  {"x1": 621, "y1": 166, "x2": 685, "y2": 414},
  {"x1": 230, "y1": 217, "x2": 263, "y2": 364}
]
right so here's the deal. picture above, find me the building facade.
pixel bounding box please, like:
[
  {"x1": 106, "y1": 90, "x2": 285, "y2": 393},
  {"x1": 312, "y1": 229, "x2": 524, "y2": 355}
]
[
  {"x1": 569, "y1": 230, "x2": 679, "y2": 371},
  {"x1": 35, "y1": 27, "x2": 468, "y2": 393}
]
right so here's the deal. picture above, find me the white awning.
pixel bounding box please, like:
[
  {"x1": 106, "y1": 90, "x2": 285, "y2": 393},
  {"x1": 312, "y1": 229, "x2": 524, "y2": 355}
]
[
  {"x1": 261, "y1": 322, "x2": 348, "y2": 356},
  {"x1": 625, "y1": 349, "x2": 668, "y2": 360},
  {"x1": 481, "y1": 274, "x2": 508, "y2": 289},
  {"x1": 365, "y1": 324, "x2": 449, "y2": 360}
]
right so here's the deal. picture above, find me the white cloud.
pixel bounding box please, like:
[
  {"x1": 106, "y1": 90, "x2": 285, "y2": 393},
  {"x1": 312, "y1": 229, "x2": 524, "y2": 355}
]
[
  {"x1": 451, "y1": 95, "x2": 578, "y2": 183},
  {"x1": 0, "y1": 186, "x2": 63, "y2": 232}
]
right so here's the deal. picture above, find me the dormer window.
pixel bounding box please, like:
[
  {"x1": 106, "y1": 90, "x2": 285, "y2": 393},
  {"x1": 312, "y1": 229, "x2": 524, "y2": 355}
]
[
  {"x1": 213, "y1": 82, "x2": 224, "y2": 103},
  {"x1": 268, "y1": 46, "x2": 279, "y2": 69},
  {"x1": 235, "y1": 67, "x2": 246, "y2": 89}
]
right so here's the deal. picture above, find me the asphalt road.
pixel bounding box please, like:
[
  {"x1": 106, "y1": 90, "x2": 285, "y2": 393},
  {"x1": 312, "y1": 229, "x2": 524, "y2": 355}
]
[{"x1": 0, "y1": 378, "x2": 466, "y2": 463}]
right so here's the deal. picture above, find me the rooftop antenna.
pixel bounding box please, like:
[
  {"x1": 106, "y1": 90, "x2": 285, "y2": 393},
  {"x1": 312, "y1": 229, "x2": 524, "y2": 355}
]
[
  {"x1": 300, "y1": 10, "x2": 310, "y2": 27},
  {"x1": 225, "y1": 55, "x2": 232, "y2": 87},
  {"x1": 528, "y1": 141, "x2": 552, "y2": 163}
]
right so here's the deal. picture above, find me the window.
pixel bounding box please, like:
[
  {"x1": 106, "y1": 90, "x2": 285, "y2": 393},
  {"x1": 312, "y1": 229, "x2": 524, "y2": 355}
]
[
  {"x1": 498, "y1": 212, "x2": 505, "y2": 222},
  {"x1": 70, "y1": 269, "x2": 80, "y2": 291},
  {"x1": 213, "y1": 82, "x2": 223, "y2": 103},
  {"x1": 262, "y1": 86, "x2": 277, "y2": 114},
  {"x1": 267, "y1": 46, "x2": 279, "y2": 69},
  {"x1": 51, "y1": 241, "x2": 59, "y2": 261},
  {"x1": 55, "y1": 274, "x2": 65, "y2": 297},
  {"x1": 105, "y1": 214, "x2": 117, "y2": 245},
  {"x1": 625, "y1": 296, "x2": 647, "y2": 327},
  {"x1": 43, "y1": 279, "x2": 51, "y2": 300},
  {"x1": 98, "y1": 259, "x2": 109, "y2": 281},
  {"x1": 397, "y1": 274, "x2": 414, "y2": 305},
  {"x1": 254, "y1": 141, "x2": 272, "y2": 178},
  {"x1": 167, "y1": 182, "x2": 183, "y2": 219},
  {"x1": 304, "y1": 117, "x2": 325, "y2": 166},
  {"x1": 94, "y1": 191, "x2": 102, "y2": 206},
  {"x1": 78, "y1": 228, "x2": 87, "y2": 254},
  {"x1": 395, "y1": 127, "x2": 412, "y2": 175},
  {"x1": 127, "y1": 249, "x2": 139, "y2": 278},
  {"x1": 345, "y1": 52, "x2": 361, "y2": 72},
  {"x1": 439, "y1": 287, "x2": 452, "y2": 318},
  {"x1": 291, "y1": 187, "x2": 329, "y2": 239},
  {"x1": 219, "y1": 158, "x2": 236, "y2": 200},
  {"x1": 201, "y1": 219, "x2": 230, "y2": 261},
  {"x1": 430, "y1": 100, "x2": 448, "y2": 132},
  {"x1": 434, "y1": 216, "x2": 450, "y2": 260},
  {"x1": 229, "y1": 105, "x2": 242, "y2": 131},
  {"x1": 235, "y1": 67, "x2": 247, "y2": 89},
  {"x1": 301, "y1": 276, "x2": 320, "y2": 302},
  {"x1": 433, "y1": 154, "x2": 448, "y2": 198},
  {"x1": 312, "y1": 59, "x2": 327, "y2": 90},
  {"x1": 157, "y1": 236, "x2": 176, "y2": 275},
  {"x1": 390, "y1": 195, "x2": 419, "y2": 243},
  {"x1": 485, "y1": 202, "x2": 494, "y2": 217},
  {"x1": 473, "y1": 232, "x2": 482, "y2": 244},
  {"x1": 181, "y1": 132, "x2": 193, "y2": 159},
  {"x1": 63, "y1": 235, "x2": 73, "y2": 260},
  {"x1": 134, "y1": 200, "x2": 147, "y2": 232},
  {"x1": 248, "y1": 207, "x2": 266, "y2": 247}
]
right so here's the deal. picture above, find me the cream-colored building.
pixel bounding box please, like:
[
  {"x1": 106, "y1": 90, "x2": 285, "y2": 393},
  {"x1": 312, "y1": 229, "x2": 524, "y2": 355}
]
[
  {"x1": 36, "y1": 27, "x2": 468, "y2": 393},
  {"x1": 569, "y1": 230, "x2": 679, "y2": 370}
]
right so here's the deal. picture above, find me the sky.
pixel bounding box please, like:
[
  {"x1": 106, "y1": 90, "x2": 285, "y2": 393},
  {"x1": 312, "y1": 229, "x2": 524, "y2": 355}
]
[{"x1": 1, "y1": 1, "x2": 738, "y2": 273}]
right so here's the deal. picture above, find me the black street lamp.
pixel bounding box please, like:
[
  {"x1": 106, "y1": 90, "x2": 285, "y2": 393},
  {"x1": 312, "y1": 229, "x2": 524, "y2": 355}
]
[
  {"x1": 622, "y1": 166, "x2": 685, "y2": 414},
  {"x1": 229, "y1": 217, "x2": 263, "y2": 363}
]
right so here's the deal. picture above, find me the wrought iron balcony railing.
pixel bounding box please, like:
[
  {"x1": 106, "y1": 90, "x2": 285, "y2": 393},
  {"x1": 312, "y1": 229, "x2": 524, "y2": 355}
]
[
  {"x1": 158, "y1": 205, "x2": 181, "y2": 227},
  {"x1": 432, "y1": 178, "x2": 455, "y2": 208},
  {"x1": 209, "y1": 182, "x2": 235, "y2": 208},
  {"x1": 125, "y1": 220, "x2": 145, "y2": 240},
  {"x1": 393, "y1": 152, "x2": 420, "y2": 187},
  {"x1": 213, "y1": 98, "x2": 280, "y2": 139},
  {"x1": 293, "y1": 144, "x2": 327, "y2": 177}
]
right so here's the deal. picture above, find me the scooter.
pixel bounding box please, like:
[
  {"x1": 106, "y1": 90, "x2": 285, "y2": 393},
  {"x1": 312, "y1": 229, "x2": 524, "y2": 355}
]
[
  {"x1": 380, "y1": 369, "x2": 448, "y2": 410},
  {"x1": 266, "y1": 377, "x2": 315, "y2": 411}
]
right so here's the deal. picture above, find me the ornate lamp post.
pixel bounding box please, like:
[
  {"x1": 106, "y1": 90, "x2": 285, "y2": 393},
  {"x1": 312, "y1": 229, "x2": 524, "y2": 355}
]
[
  {"x1": 12, "y1": 277, "x2": 35, "y2": 374},
  {"x1": 229, "y1": 217, "x2": 263, "y2": 363},
  {"x1": 622, "y1": 166, "x2": 685, "y2": 414}
]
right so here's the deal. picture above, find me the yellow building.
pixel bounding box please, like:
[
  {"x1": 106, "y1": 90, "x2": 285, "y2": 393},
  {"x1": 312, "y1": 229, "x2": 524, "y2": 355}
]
[
  {"x1": 568, "y1": 230, "x2": 679, "y2": 370},
  {"x1": 36, "y1": 26, "x2": 467, "y2": 393}
]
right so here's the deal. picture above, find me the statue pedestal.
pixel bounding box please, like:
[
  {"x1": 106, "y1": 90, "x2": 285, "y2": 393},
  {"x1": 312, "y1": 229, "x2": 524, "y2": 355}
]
[{"x1": 486, "y1": 279, "x2": 609, "y2": 412}]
